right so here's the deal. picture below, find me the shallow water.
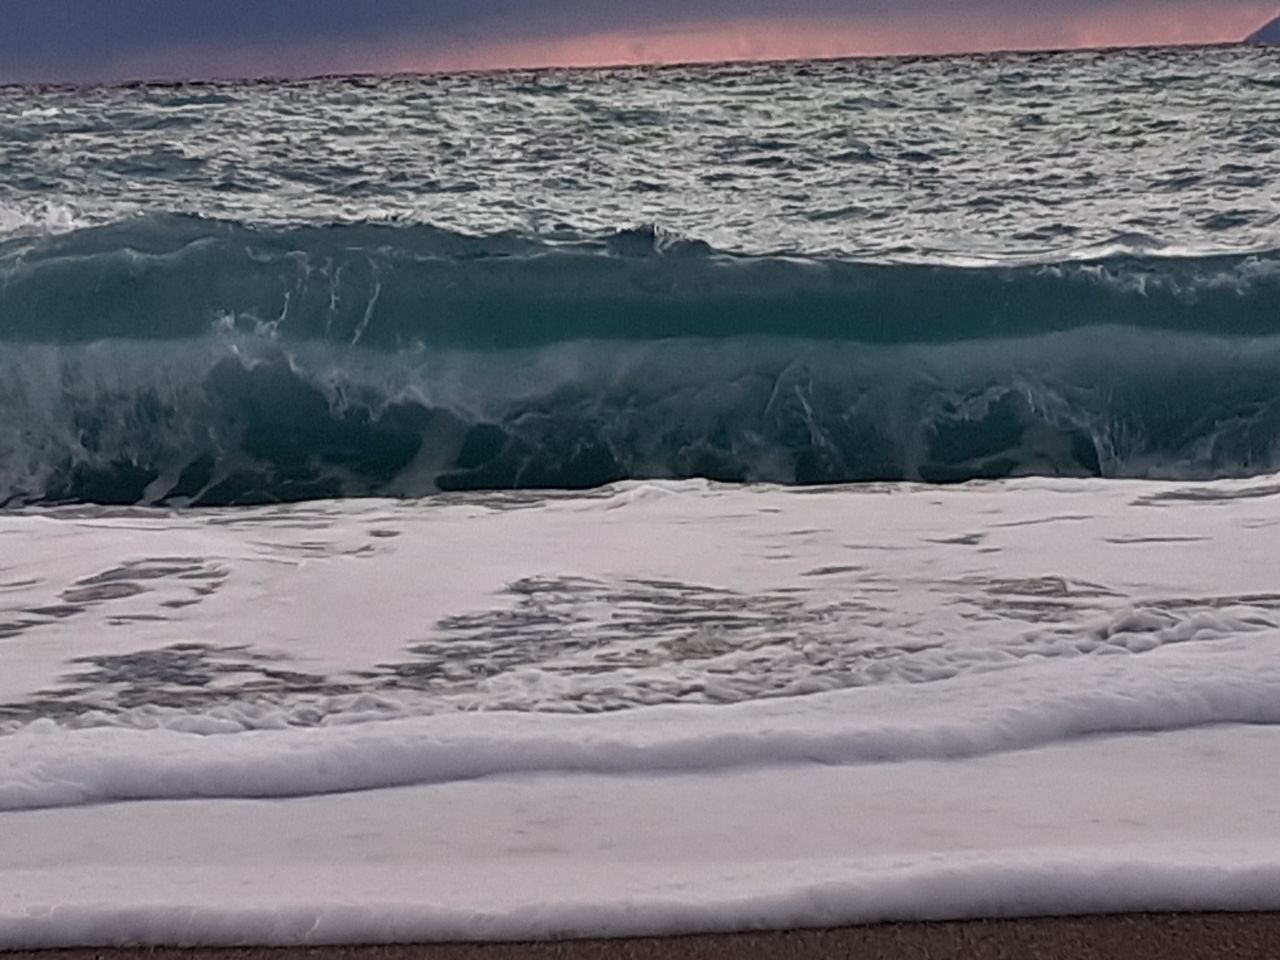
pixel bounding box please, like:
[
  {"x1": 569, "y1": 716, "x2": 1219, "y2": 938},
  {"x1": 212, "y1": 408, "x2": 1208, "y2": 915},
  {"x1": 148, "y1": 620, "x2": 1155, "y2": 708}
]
[{"x1": 7, "y1": 476, "x2": 1280, "y2": 944}]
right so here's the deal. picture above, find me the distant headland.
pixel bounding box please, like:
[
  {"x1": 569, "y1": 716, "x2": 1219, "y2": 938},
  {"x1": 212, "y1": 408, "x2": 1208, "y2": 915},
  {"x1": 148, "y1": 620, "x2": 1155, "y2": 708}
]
[{"x1": 1248, "y1": 13, "x2": 1280, "y2": 42}]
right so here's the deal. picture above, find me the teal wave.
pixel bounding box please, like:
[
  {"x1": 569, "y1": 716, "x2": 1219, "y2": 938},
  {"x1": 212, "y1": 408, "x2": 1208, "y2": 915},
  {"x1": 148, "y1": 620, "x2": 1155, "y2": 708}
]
[
  {"x1": 2, "y1": 215, "x2": 1278, "y2": 348},
  {"x1": 2, "y1": 217, "x2": 1280, "y2": 505}
]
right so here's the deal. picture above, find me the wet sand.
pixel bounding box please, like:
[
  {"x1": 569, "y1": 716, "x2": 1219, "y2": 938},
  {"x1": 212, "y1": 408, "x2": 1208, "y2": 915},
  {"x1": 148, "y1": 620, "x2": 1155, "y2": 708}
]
[{"x1": 9, "y1": 913, "x2": 1280, "y2": 960}]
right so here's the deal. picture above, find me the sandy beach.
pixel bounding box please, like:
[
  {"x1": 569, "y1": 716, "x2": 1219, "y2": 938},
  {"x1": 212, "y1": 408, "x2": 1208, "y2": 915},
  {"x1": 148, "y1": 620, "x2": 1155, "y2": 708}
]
[{"x1": 8, "y1": 914, "x2": 1280, "y2": 960}]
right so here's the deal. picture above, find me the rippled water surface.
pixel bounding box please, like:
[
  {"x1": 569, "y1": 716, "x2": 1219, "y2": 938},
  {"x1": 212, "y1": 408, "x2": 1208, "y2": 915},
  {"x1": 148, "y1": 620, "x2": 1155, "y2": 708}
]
[{"x1": 3, "y1": 44, "x2": 1278, "y2": 260}]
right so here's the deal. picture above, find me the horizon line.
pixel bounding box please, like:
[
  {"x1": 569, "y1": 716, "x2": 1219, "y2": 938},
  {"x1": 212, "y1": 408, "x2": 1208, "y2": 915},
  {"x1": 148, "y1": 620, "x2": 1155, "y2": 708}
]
[{"x1": 0, "y1": 37, "x2": 1259, "y2": 92}]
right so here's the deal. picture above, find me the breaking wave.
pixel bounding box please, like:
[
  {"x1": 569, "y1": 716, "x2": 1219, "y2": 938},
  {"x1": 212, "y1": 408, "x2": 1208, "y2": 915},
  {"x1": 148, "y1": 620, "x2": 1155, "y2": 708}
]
[{"x1": 2, "y1": 215, "x2": 1279, "y2": 505}]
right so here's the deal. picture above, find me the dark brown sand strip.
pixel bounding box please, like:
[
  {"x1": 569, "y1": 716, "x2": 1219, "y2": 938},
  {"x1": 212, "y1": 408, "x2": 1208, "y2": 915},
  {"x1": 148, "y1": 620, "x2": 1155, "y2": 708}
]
[{"x1": 9, "y1": 913, "x2": 1280, "y2": 960}]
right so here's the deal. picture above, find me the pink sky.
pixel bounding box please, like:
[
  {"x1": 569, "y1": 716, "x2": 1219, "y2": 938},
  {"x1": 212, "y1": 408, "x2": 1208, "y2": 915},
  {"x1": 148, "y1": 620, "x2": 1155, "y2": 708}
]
[
  {"x1": 99, "y1": 1, "x2": 1275, "y2": 85},
  {"x1": 391, "y1": 1, "x2": 1275, "y2": 73}
]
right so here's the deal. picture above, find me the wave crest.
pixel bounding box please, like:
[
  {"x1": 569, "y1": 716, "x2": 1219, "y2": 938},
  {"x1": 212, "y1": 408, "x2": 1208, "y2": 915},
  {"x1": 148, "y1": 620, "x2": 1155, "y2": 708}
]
[{"x1": 2, "y1": 215, "x2": 1278, "y2": 349}]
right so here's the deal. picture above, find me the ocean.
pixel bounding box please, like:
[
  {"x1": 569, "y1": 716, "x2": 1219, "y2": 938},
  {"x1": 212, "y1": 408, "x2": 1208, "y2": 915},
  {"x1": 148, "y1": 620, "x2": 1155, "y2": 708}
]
[{"x1": 3, "y1": 44, "x2": 1280, "y2": 946}]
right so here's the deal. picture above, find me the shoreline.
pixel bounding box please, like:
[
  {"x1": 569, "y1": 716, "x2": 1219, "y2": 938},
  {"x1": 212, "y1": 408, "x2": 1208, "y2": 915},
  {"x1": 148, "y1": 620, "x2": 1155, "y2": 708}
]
[{"x1": 9, "y1": 914, "x2": 1280, "y2": 960}]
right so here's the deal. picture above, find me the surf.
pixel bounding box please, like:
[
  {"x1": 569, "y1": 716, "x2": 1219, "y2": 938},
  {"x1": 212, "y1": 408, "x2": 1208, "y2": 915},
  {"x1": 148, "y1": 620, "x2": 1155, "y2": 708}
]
[{"x1": 3, "y1": 216, "x2": 1280, "y2": 506}]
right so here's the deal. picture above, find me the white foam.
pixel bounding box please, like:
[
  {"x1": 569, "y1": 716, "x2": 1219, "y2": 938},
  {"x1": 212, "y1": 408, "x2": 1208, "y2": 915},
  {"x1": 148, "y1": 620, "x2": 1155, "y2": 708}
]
[
  {"x1": 4, "y1": 629, "x2": 1280, "y2": 811},
  {"x1": 6, "y1": 724, "x2": 1280, "y2": 946},
  {"x1": 0, "y1": 200, "x2": 84, "y2": 238},
  {"x1": 3, "y1": 473, "x2": 1279, "y2": 717},
  {"x1": 6, "y1": 475, "x2": 1280, "y2": 943}
]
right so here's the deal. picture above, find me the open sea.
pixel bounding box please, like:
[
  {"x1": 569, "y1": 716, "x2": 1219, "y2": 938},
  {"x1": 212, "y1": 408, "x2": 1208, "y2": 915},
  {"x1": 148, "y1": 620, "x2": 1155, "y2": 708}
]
[{"x1": 3, "y1": 43, "x2": 1280, "y2": 946}]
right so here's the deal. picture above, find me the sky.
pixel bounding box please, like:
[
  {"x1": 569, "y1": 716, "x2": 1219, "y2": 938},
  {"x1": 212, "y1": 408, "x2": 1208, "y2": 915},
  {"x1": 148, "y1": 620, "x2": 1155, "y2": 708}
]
[{"x1": 3, "y1": 0, "x2": 1276, "y2": 85}]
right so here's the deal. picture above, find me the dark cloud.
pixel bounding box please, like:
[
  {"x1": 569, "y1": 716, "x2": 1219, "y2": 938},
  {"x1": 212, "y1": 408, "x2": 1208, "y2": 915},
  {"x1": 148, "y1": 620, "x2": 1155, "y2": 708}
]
[{"x1": 0, "y1": 0, "x2": 1258, "y2": 84}]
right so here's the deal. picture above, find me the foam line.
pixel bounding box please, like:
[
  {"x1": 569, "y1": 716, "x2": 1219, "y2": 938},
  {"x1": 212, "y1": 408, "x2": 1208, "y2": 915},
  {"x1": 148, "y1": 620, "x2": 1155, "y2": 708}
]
[{"x1": 5, "y1": 634, "x2": 1280, "y2": 811}]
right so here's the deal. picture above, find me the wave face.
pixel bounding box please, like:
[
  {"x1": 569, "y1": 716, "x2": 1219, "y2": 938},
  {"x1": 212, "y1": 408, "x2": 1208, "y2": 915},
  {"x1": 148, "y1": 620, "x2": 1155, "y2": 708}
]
[
  {"x1": 2, "y1": 217, "x2": 1280, "y2": 506},
  {"x1": 5, "y1": 216, "x2": 1279, "y2": 347}
]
